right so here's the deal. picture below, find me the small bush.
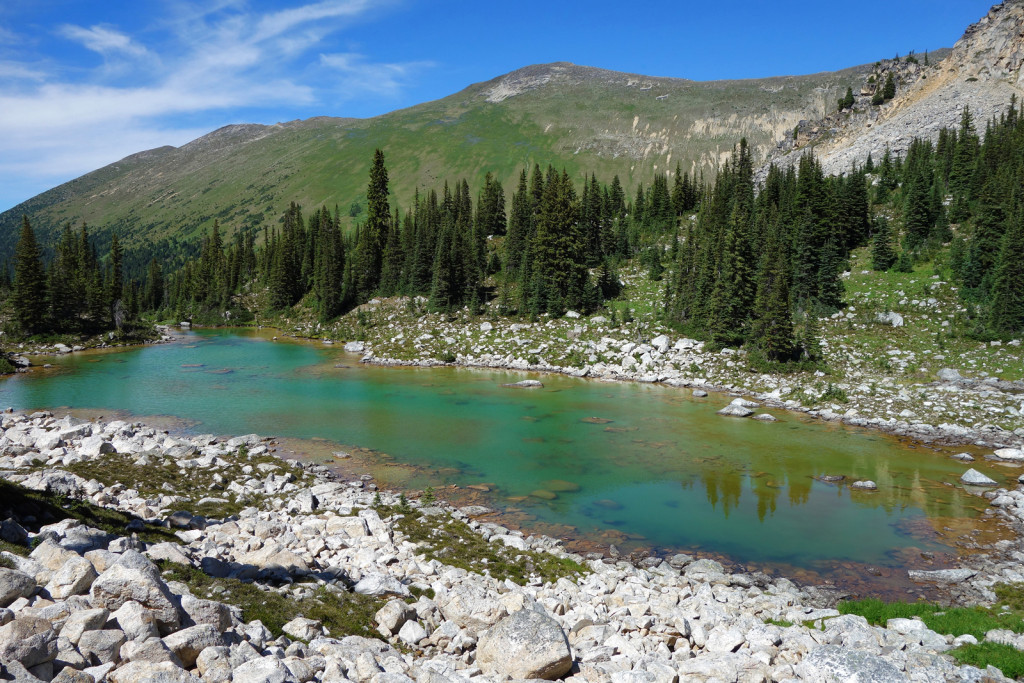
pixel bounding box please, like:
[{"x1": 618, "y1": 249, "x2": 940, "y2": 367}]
[{"x1": 820, "y1": 384, "x2": 849, "y2": 403}]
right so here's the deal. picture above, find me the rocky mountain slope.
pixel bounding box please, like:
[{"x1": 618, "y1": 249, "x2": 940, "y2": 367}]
[
  {"x1": 771, "y1": 0, "x2": 1024, "y2": 174},
  {"x1": 0, "y1": 61, "x2": 870, "y2": 263}
]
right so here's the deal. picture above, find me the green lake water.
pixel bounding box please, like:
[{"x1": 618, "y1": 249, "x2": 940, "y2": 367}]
[{"x1": 0, "y1": 329, "x2": 1011, "y2": 578}]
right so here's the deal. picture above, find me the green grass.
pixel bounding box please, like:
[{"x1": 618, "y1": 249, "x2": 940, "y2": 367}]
[
  {"x1": 0, "y1": 479, "x2": 179, "y2": 547},
  {"x1": 384, "y1": 505, "x2": 587, "y2": 585},
  {"x1": 836, "y1": 592, "x2": 1024, "y2": 678},
  {"x1": 65, "y1": 448, "x2": 313, "y2": 520},
  {"x1": 157, "y1": 560, "x2": 385, "y2": 640},
  {"x1": 949, "y1": 642, "x2": 1024, "y2": 679},
  {"x1": 839, "y1": 594, "x2": 1024, "y2": 640}
]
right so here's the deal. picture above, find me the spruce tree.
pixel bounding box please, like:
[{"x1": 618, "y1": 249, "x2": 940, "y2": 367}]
[
  {"x1": 358, "y1": 149, "x2": 391, "y2": 296},
  {"x1": 11, "y1": 216, "x2": 47, "y2": 335},
  {"x1": 882, "y1": 72, "x2": 896, "y2": 101},
  {"x1": 989, "y1": 208, "x2": 1024, "y2": 335},
  {"x1": 750, "y1": 222, "x2": 795, "y2": 362},
  {"x1": 871, "y1": 216, "x2": 897, "y2": 271}
]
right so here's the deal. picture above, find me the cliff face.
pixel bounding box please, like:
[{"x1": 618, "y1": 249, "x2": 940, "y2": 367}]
[{"x1": 768, "y1": 0, "x2": 1024, "y2": 175}]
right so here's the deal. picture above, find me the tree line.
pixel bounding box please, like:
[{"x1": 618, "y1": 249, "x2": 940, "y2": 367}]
[
  {"x1": 158, "y1": 150, "x2": 706, "y2": 325},
  {"x1": 866, "y1": 99, "x2": 1024, "y2": 337},
  {"x1": 5, "y1": 99, "x2": 1023, "y2": 349},
  {"x1": 5, "y1": 217, "x2": 151, "y2": 337}
]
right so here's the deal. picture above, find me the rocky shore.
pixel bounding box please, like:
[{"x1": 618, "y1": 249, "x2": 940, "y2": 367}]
[
  {"x1": 349, "y1": 317, "x2": 1024, "y2": 453},
  {"x1": 3, "y1": 411, "x2": 1024, "y2": 682}
]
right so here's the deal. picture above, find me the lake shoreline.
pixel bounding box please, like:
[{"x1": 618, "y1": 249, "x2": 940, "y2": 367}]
[
  {"x1": 7, "y1": 327, "x2": 1023, "y2": 598},
  {"x1": 2, "y1": 410, "x2": 1022, "y2": 681}
]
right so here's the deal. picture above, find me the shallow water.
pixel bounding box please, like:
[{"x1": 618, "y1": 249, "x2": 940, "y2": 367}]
[{"x1": 0, "y1": 329, "x2": 1012, "y2": 574}]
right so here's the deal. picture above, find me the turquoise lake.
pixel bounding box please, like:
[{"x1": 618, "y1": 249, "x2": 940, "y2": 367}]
[{"x1": 0, "y1": 329, "x2": 1011, "y2": 584}]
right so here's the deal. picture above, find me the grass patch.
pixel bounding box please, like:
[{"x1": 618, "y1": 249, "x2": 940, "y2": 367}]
[
  {"x1": 157, "y1": 560, "x2": 385, "y2": 640},
  {"x1": 765, "y1": 618, "x2": 793, "y2": 628},
  {"x1": 839, "y1": 594, "x2": 1024, "y2": 639},
  {"x1": 0, "y1": 539, "x2": 30, "y2": 558},
  {"x1": 65, "y1": 448, "x2": 313, "y2": 520},
  {"x1": 950, "y1": 642, "x2": 1024, "y2": 679},
  {"x1": 0, "y1": 479, "x2": 179, "y2": 546},
  {"x1": 385, "y1": 506, "x2": 587, "y2": 585}
]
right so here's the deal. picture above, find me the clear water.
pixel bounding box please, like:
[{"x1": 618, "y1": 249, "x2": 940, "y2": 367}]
[{"x1": 0, "y1": 329, "x2": 1008, "y2": 573}]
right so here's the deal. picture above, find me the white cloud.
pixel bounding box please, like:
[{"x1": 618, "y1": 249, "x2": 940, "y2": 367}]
[
  {"x1": 253, "y1": 0, "x2": 374, "y2": 42},
  {"x1": 59, "y1": 24, "x2": 148, "y2": 58},
  {"x1": 0, "y1": 60, "x2": 46, "y2": 80},
  {"x1": 0, "y1": 0, "x2": 429, "y2": 209},
  {"x1": 320, "y1": 52, "x2": 433, "y2": 97}
]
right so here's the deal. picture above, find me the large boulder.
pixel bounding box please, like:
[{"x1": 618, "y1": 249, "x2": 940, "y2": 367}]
[
  {"x1": 30, "y1": 539, "x2": 80, "y2": 572},
  {"x1": 178, "y1": 593, "x2": 233, "y2": 631},
  {"x1": 89, "y1": 551, "x2": 181, "y2": 634},
  {"x1": 77, "y1": 628, "x2": 126, "y2": 665},
  {"x1": 232, "y1": 656, "x2": 291, "y2": 683},
  {"x1": 162, "y1": 623, "x2": 223, "y2": 668},
  {"x1": 111, "y1": 600, "x2": 160, "y2": 641},
  {"x1": 794, "y1": 644, "x2": 904, "y2": 682},
  {"x1": 0, "y1": 567, "x2": 36, "y2": 607},
  {"x1": 476, "y1": 607, "x2": 572, "y2": 680},
  {"x1": 45, "y1": 555, "x2": 98, "y2": 599},
  {"x1": 78, "y1": 435, "x2": 115, "y2": 457},
  {"x1": 375, "y1": 599, "x2": 416, "y2": 637},
  {"x1": 353, "y1": 573, "x2": 410, "y2": 598},
  {"x1": 281, "y1": 617, "x2": 322, "y2": 642},
  {"x1": 60, "y1": 607, "x2": 109, "y2": 645},
  {"x1": 108, "y1": 660, "x2": 201, "y2": 683},
  {"x1": 908, "y1": 568, "x2": 976, "y2": 583},
  {"x1": 436, "y1": 583, "x2": 506, "y2": 633},
  {"x1": 0, "y1": 616, "x2": 58, "y2": 668}
]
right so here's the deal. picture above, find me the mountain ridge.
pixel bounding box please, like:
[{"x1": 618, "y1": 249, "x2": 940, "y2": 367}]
[{"x1": 4, "y1": 2, "x2": 1017, "y2": 266}]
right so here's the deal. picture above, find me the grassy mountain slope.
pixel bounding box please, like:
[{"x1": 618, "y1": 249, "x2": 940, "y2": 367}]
[{"x1": 0, "y1": 61, "x2": 872, "y2": 265}]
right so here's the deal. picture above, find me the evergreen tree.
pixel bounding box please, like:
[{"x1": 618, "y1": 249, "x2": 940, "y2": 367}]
[
  {"x1": 357, "y1": 149, "x2": 391, "y2": 296},
  {"x1": 144, "y1": 258, "x2": 164, "y2": 311},
  {"x1": 871, "y1": 216, "x2": 897, "y2": 271},
  {"x1": 11, "y1": 216, "x2": 47, "y2": 334},
  {"x1": 750, "y1": 221, "x2": 795, "y2": 362},
  {"x1": 107, "y1": 233, "x2": 124, "y2": 310},
  {"x1": 989, "y1": 208, "x2": 1024, "y2": 335},
  {"x1": 882, "y1": 72, "x2": 896, "y2": 101},
  {"x1": 903, "y1": 167, "x2": 934, "y2": 249}
]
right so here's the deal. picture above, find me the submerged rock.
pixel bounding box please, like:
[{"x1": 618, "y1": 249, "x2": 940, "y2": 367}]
[
  {"x1": 851, "y1": 480, "x2": 878, "y2": 491},
  {"x1": 502, "y1": 379, "x2": 543, "y2": 388},
  {"x1": 993, "y1": 448, "x2": 1024, "y2": 462},
  {"x1": 960, "y1": 469, "x2": 998, "y2": 487},
  {"x1": 908, "y1": 568, "x2": 976, "y2": 583},
  {"x1": 717, "y1": 400, "x2": 754, "y2": 418}
]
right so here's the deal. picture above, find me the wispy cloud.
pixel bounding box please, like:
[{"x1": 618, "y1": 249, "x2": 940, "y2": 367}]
[
  {"x1": 59, "y1": 24, "x2": 148, "y2": 58},
  {"x1": 320, "y1": 52, "x2": 433, "y2": 97},
  {"x1": 0, "y1": 0, "x2": 427, "y2": 209},
  {"x1": 0, "y1": 60, "x2": 46, "y2": 81}
]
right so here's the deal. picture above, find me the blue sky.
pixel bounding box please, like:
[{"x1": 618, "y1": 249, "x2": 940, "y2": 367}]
[{"x1": 0, "y1": 0, "x2": 995, "y2": 212}]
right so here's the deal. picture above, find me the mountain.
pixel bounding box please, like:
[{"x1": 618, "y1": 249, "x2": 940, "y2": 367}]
[
  {"x1": 0, "y1": 62, "x2": 872, "y2": 266},
  {"x1": 771, "y1": 0, "x2": 1024, "y2": 174}
]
